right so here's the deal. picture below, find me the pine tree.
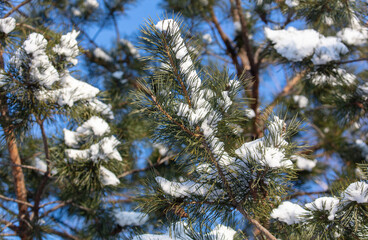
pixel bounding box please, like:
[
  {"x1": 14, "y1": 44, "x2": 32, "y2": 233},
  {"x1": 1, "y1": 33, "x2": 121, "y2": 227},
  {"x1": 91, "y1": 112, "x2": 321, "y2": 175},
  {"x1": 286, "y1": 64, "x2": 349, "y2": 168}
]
[
  {"x1": 1, "y1": 0, "x2": 368, "y2": 239},
  {"x1": 131, "y1": 0, "x2": 368, "y2": 239},
  {"x1": 0, "y1": 1, "x2": 160, "y2": 239}
]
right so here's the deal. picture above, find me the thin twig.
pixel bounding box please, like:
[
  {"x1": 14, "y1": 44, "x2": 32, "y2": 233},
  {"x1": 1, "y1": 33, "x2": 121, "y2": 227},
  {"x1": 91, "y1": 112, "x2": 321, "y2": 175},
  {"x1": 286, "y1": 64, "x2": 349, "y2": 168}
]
[
  {"x1": 139, "y1": 83, "x2": 198, "y2": 137},
  {"x1": 0, "y1": 233, "x2": 17, "y2": 236},
  {"x1": 39, "y1": 200, "x2": 65, "y2": 208},
  {"x1": 105, "y1": 198, "x2": 135, "y2": 204},
  {"x1": 262, "y1": 70, "x2": 307, "y2": 121},
  {"x1": 0, "y1": 162, "x2": 46, "y2": 173},
  {"x1": 0, "y1": 194, "x2": 33, "y2": 207},
  {"x1": 3, "y1": 0, "x2": 33, "y2": 18},
  {"x1": 0, "y1": 201, "x2": 17, "y2": 216},
  {"x1": 209, "y1": 7, "x2": 243, "y2": 76},
  {"x1": 164, "y1": 41, "x2": 192, "y2": 108},
  {"x1": 284, "y1": 190, "x2": 330, "y2": 200},
  {"x1": 33, "y1": 118, "x2": 51, "y2": 219},
  {"x1": 111, "y1": 13, "x2": 120, "y2": 44},
  {"x1": 40, "y1": 201, "x2": 71, "y2": 218},
  {"x1": 16, "y1": 23, "x2": 40, "y2": 32},
  {"x1": 44, "y1": 229, "x2": 79, "y2": 240},
  {"x1": 0, "y1": 219, "x2": 18, "y2": 232},
  {"x1": 337, "y1": 58, "x2": 368, "y2": 64},
  {"x1": 118, "y1": 155, "x2": 173, "y2": 178}
]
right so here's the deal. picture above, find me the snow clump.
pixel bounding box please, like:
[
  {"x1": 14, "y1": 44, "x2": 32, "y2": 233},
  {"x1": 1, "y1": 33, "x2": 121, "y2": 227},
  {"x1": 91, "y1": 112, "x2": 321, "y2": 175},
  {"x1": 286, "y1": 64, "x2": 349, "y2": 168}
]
[
  {"x1": 341, "y1": 181, "x2": 368, "y2": 203},
  {"x1": 271, "y1": 201, "x2": 308, "y2": 225},
  {"x1": 83, "y1": 0, "x2": 99, "y2": 9},
  {"x1": 10, "y1": 33, "x2": 59, "y2": 88},
  {"x1": 0, "y1": 17, "x2": 16, "y2": 34},
  {"x1": 114, "y1": 211, "x2": 148, "y2": 227},
  {"x1": 93, "y1": 48, "x2": 113, "y2": 62},
  {"x1": 120, "y1": 39, "x2": 140, "y2": 58},
  {"x1": 292, "y1": 95, "x2": 309, "y2": 108},
  {"x1": 265, "y1": 27, "x2": 348, "y2": 64},
  {"x1": 133, "y1": 221, "x2": 236, "y2": 240},
  {"x1": 100, "y1": 166, "x2": 120, "y2": 186},
  {"x1": 305, "y1": 197, "x2": 339, "y2": 220},
  {"x1": 285, "y1": 0, "x2": 299, "y2": 7},
  {"x1": 53, "y1": 30, "x2": 80, "y2": 65},
  {"x1": 291, "y1": 155, "x2": 317, "y2": 171}
]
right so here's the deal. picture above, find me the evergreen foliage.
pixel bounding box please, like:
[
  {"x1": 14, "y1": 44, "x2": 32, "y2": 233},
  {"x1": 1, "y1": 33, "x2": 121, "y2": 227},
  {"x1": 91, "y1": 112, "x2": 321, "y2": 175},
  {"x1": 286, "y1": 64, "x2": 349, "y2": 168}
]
[{"x1": 0, "y1": 0, "x2": 367, "y2": 239}]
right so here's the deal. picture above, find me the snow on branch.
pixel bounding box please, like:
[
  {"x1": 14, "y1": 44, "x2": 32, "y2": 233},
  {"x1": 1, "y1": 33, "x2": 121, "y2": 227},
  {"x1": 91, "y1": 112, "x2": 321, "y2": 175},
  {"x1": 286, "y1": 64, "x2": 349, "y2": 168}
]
[
  {"x1": 133, "y1": 221, "x2": 236, "y2": 240},
  {"x1": 235, "y1": 116, "x2": 293, "y2": 169},
  {"x1": 148, "y1": 19, "x2": 297, "y2": 205},
  {"x1": 272, "y1": 181, "x2": 368, "y2": 225},
  {"x1": 53, "y1": 30, "x2": 80, "y2": 66},
  {"x1": 155, "y1": 176, "x2": 223, "y2": 199},
  {"x1": 265, "y1": 27, "x2": 348, "y2": 65},
  {"x1": 114, "y1": 210, "x2": 148, "y2": 227},
  {"x1": 11, "y1": 33, "x2": 59, "y2": 88},
  {"x1": 0, "y1": 17, "x2": 16, "y2": 34},
  {"x1": 65, "y1": 135, "x2": 122, "y2": 162},
  {"x1": 38, "y1": 71, "x2": 100, "y2": 107}
]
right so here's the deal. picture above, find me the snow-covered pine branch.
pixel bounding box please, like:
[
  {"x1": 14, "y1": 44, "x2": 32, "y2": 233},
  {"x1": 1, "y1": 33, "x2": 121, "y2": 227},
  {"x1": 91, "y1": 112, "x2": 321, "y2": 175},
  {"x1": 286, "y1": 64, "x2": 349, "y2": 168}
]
[{"x1": 135, "y1": 18, "x2": 304, "y2": 240}]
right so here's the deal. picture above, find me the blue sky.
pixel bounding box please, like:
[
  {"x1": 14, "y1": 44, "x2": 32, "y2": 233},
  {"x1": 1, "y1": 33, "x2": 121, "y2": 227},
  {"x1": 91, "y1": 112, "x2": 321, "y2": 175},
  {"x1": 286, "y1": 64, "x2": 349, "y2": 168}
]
[{"x1": 89, "y1": 0, "x2": 162, "y2": 48}]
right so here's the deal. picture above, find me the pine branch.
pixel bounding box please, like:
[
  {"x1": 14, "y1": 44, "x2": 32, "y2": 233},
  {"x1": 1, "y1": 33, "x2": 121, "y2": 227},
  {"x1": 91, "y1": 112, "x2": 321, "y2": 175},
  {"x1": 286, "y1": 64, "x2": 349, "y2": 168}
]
[
  {"x1": 164, "y1": 40, "x2": 192, "y2": 108},
  {"x1": 298, "y1": 143, "x2": 323, "y2": 155},
  {"x1": 69, "y1": 18, "x2": 98, "y2": 48},
  {"x1": 111, "y1": 12, "x2": 120, "y2": 44},
  {"x1": 49, "y1": 216, "x2": 79, "y2": 235},
  {"x1": 16, "y1": 23, "x2": 42, "y2": 33},
  {"x1": 0, "y1": 219, "x2": 18, "y2": 233},
  {"x1": 0, "y1": 194, "x2": 33, "y2": 207},
  {"x1": 117, "y1": 154, "x2": 173, "y2": 178},
  {"x1": 0, "y1": 233, "x2": 17, "y2": 236},
  {"x1": 3, "y1": 1, "x2": 28, "y2": 18},
  {"x1": 201, "y1": 138, "x2": 277, "y2": 240},
  {"x1": 40, "y1": 200, "x2": 72, "y2": 218},
  {"x1": 0, "y1": 201, "x2": 17, "y2": 216},
  {"x1": 84, "y1": 50, "x2": 117, "y2": 72},
  {"x1": 39, "y1": 200, "x2": 64, "y2": 208},
  {"x1": 204, "y1": 49, "x2": 232, "y2": 63},
  {"x1": 105, "y1": 197, "x2": 135, "y2": 204},
  {"x1": 139, "y1": 83, "x2": 199, "y2": 137},
  {"x1": 91, "y1": 2, "x2": 121, "y2": 42},
  {"x1": 284, "y1": 190, "x2": 331, "y2": 200},
  {"x1": 33, "y1": 117, "x2": 51, "y2": 220},
  {"x1": 234, "y1": 0, "x2": 257, "y2": 74},
  {"x1": 209, "y1": 7, "x2": 243, "y2": 76},
  {"x1": 262, "y1": 70, "x2": 307, "y2": 121},
  {"x1": 3, "y1": 0, "x2": 33, "y2": 18},
  {"x1": 228, "y1": 0, "x2": 252, "y2": 72},
  {"x1": 0, "y1": 162, "x2": 47, "y2": 173},
  {"x1": 44, "y1": 229, "x2": 79, "y2": 240},
  {"x1": 337, "y1": 58, "x2": 368, "y2": 64}
]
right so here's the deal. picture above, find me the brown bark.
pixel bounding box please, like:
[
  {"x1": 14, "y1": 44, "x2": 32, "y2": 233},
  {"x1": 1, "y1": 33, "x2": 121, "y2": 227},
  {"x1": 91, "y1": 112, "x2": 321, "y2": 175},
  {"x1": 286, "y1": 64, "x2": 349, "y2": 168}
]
[{"x1": 3, "y1": 127, "x2": 29, "y2": 239}]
